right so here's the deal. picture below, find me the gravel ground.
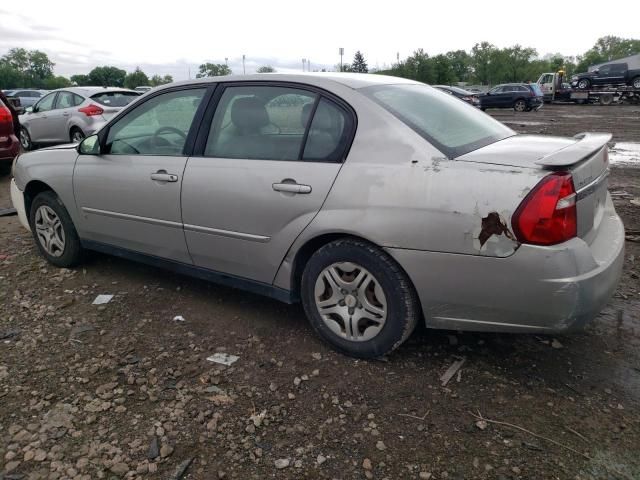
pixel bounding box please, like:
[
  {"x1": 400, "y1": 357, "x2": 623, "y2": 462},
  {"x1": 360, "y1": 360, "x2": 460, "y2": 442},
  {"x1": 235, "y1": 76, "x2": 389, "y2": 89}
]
[{"x1": 1, "y1": 104, "x2": 639, "y2": 480}]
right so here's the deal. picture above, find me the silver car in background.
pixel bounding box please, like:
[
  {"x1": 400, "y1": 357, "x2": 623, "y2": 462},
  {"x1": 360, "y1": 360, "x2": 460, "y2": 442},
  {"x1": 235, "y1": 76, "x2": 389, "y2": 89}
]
[
  {"x1": 19, "y1": 87, "x2": 140, "y2": 149},
  {"x1": 10, "y1": 73, "x2": 624, "y2": 358},
  {"x1": 2, "y1": 89, "x2": 47, "y2": 108}
]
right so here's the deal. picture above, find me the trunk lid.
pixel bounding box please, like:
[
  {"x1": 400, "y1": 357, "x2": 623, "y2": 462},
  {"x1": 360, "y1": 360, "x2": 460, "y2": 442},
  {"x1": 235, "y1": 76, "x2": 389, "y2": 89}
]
[{"x1": 458, "y1": 132, "x2": 612, "y2": 245}]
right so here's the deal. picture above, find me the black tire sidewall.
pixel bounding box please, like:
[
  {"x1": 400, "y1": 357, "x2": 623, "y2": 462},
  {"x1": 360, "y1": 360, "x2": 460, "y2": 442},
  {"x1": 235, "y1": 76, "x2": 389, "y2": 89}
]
[
  {"x1": 301, "y1": 240, "x2": 418, "y2": 358},
  {"x1": 514, "y1": 100, "x2": 526, "y2": 111},
  {"x1": 29, "y1": 191, "x2": 83, "y2": 268},
  {"x1": 70, "y1": 127, "x2": 85, "y2": 143}
]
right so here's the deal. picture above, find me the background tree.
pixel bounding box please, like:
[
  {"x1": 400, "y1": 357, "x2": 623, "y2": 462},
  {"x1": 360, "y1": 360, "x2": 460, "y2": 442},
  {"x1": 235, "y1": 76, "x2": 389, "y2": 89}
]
[
  {"x1": 257, "y1": 65, "x2": 276, "y2": 73},
  {"x1": 445, "y1": 50, "x2": 471, "y2": 83},
  {"x1": 503, "y1": 45, "x2": 538, "y2": 82},
  {"x1": 88, "y1": 66, "x2": 126, "y2": 87},
  {"x1": 196, "y1": 63, "x2": 231, "y2": 78},
  {"x1": 351, "y1": 51, "x2": 368, "y2": 73},
  {"x1": 70, "y1": 74, "x2": 90, "y2": 85},
  {"x1": 0, "y1": 48, "x2": 57, "y2": 88},
  {"x1": 124, "y1": 67, "x2": 150, "y2": 89},
  {"x1": 150, "y1": 74, "x2": 174, "y2": 86}
]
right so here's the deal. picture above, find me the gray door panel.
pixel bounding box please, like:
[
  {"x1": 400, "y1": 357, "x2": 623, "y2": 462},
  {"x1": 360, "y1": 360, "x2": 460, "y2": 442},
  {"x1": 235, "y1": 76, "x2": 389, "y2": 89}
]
[
  {"x1": 181, "y1": 158, "x2": 341, "y2": 283},
  {"x1": 73, "y1": 155, "x2": 191, "y2": 263}
]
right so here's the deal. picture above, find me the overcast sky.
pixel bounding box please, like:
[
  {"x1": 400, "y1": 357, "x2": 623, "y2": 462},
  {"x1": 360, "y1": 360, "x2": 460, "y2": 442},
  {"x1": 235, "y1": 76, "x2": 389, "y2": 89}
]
[{"x1": 1, "y1": 0, "x2": 638, "y2": 79}]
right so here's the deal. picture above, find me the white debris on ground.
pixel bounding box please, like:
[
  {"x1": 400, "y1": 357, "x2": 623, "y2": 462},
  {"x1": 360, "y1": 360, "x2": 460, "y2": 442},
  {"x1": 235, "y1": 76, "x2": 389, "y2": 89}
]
[
  {"x1": 92, "y1": 294, "x2": 113, "y2": 305},
  {"x1": 609, "y1": 142, "x2": 640, "y2": 166},
  {"x1": 206, "y1": 352, "x2": 239, "y2": 366}
]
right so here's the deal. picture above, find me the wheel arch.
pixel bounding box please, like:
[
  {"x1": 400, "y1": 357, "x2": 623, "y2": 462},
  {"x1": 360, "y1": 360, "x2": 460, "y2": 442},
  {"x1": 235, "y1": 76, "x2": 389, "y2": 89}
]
[
  {"x1": 24, "y1": 180, "x2": 57, "y2": 218},
  {"x1": 287, "y1": 232, "x2": 413, "y2": 301}
]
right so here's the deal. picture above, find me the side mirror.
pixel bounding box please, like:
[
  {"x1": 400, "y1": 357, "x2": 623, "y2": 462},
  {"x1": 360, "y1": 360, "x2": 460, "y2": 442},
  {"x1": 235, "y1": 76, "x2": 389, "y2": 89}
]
[
  {"x1": 25, "y1": 106, "x2": 33, "y2": 114},
  {"x1": 593, "y1": 69, "x2": 599, "y2": 74},
  {"x1": 78, "y1": 134, "x2": 101, "y2": 154}
]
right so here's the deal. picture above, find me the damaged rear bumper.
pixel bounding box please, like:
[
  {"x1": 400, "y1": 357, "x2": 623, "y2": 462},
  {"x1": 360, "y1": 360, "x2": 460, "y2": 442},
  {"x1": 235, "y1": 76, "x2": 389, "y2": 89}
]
[{"x1": 386, "y1": 204, "x2": 625, "y2": 333}]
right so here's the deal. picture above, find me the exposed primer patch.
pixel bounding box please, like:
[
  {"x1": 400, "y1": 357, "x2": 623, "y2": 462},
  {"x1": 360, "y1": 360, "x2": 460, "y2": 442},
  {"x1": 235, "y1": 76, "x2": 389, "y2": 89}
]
[{"x1": 479, "y1": 212, "x2": 516, "y2": 248}]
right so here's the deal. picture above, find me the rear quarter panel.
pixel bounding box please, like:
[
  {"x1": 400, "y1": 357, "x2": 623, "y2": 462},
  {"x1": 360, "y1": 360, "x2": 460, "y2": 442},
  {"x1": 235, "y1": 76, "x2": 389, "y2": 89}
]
[{"x1": 273, "y1": 92, "x2": 547, "y2": 290}]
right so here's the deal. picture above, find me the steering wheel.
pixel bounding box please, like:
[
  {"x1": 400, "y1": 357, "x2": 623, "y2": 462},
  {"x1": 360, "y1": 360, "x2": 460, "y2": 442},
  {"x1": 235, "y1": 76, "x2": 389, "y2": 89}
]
[{"x1": 151, "y1": 126, "x2": 187, "y2": 146}]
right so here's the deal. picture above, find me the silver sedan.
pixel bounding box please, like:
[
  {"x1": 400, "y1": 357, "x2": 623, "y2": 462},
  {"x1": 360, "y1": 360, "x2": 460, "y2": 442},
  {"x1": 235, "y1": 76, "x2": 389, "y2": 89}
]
[
  {"x1": 10, "y1": 73, "x2": 624, "y2": 358},
  {"x1": 19, "y1": 87, "x2": 139, "y2": 149}
]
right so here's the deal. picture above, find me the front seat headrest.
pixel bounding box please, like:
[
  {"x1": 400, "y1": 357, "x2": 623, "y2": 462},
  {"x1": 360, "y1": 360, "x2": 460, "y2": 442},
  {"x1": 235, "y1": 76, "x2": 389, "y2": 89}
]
[{"x1": 231, "y1": 97, "x2": 269, "y2": 134}]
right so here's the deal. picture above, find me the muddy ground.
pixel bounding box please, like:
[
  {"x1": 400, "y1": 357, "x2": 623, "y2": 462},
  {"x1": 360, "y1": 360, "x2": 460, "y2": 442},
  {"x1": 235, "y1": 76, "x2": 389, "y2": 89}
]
[{"x1": 1, "y1": 104, "x2": 639, "y2": 480}]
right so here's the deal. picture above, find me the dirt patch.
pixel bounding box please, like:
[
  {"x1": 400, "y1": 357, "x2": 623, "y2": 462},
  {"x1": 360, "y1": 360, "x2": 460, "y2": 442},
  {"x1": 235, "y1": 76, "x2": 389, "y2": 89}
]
[{"x1": 1, "y1": 104, "x2": 639, "y2": 479}]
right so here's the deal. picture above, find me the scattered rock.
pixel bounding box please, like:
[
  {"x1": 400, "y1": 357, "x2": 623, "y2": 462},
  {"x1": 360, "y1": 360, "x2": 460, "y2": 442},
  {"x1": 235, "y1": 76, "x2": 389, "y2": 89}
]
[
  {"x1": 376, "y1": 440, "x2": 386, "y2": 451},
  {"x1": 363, "y1": 458, "x2": 373, "y2": 470},
  {"x1": 148, "y1": 436, "x2": 160, "y2": 459},
  {"x1": 475, "y1": 420, "x2": 488, "y2": 430},
  {"x1": 275, "y1": 458, "x2": 290, "y2": 469},
  {"x1": 551, "y1": 339, "x2": 563, "y2": 349},
  {"x1": 160, "y1": 444, "x2": 174, "y2": 458},
  {"x1": 110, "y1": 462, "x2": 129, "y2": 476},
  {"x1": 317, "y1": 454, "x2": 327, "y2": 465}
]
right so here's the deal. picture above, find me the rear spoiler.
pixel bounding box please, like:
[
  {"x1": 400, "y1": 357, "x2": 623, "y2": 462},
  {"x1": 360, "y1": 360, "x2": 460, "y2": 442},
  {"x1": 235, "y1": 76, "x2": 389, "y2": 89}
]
[{"x1": 535, "y1": 132, "x2": 612, "y2": 168}]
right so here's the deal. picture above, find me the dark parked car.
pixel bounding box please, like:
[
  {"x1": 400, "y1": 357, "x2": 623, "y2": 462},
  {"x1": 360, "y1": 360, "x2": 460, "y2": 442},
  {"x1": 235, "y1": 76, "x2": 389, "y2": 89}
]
[
  {"x1": 433, "y1": 85, "x2": 480, "y2": 107},
  {"x1": 0, "y1": 94, "x2": 20, "y2": 173},
  {"x1": 3, "y1": 89, "x2": 47, "y2": 108},
  {"x1": 480, "y1": 83, "x2": 543, "y2": 112},
  {"x1": 571, "y1": 62, "x2": 640, "y2": 89}
]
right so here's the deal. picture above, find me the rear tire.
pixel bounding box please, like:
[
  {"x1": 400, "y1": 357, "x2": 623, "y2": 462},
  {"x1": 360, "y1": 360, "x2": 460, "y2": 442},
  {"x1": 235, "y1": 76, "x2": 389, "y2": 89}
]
[
  {"x1": 577, "y1": 78, "x2": 591, "y2": 89},
  {"x1": 514, "y1": 99, "x2": 526, "y2": 112},
  {"x1": 301, "y1": 239, "x2": 420, "y2": 359},
  {"x1": 70, "y1": 127, "x2": 85, "y2": 143},
  {"x1": 20, "y1": 127, "x2": 32, "y2": 151},
  {"x1": 632, "y1": 76, "x2": 640, "y2": 89},
  {"x1": 29, "y1": 191, "x2": 84, "y2": 268}
]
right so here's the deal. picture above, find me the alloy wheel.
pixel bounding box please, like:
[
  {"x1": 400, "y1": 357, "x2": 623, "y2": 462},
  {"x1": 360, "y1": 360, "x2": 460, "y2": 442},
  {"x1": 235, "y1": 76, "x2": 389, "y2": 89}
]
[
  {"x1": 514, "y1": 100, "x2": 526, "y2": 112},
  {"x1": 314, "y1": 262, "x2": 387, "y2": 342},
  {"x1": 34, "y1": 205, "x2": 65, "y2": 257},
  {"x1": 20, "y1": 129, "x2": 31, "y2": 149}
]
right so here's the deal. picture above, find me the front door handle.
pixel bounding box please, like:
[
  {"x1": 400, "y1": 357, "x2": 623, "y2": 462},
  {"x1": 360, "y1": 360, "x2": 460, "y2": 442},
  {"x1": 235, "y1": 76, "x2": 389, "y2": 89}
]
[
  {"x1": 272, "y1": 182, "x2": 312, "y2": 194},
  {"x1": 151, "y1": 170, "x2": 178, "y2": 182}
]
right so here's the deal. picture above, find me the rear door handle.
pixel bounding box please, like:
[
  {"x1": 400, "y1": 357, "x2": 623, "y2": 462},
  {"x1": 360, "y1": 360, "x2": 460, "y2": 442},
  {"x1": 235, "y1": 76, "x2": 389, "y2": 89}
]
[
  {"x1": 272, "y1": 182, "x2": 312, "y2": 194},
  {"x1": 151, "y1": 171, "x2": 178, "y2": 182}
]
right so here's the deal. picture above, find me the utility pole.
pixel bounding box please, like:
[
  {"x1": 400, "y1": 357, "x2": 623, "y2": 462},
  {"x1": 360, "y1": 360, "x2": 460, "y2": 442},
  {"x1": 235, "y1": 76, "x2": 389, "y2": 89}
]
[
  {"x1": 339, "y1": 48, "x2": 344, "y2": 72},
  {"x1": 308, "y1": 58, "x2": 311, "y2": 72},
  {"x1": 225, "y1": 57, "x2": 228, "y2": 66},
  {"x1": 302, "y1": 58, "x2": 306, "y2": 72},
  {"x1": 242, "y1": 55, "x2": 246, "y2": 75}
]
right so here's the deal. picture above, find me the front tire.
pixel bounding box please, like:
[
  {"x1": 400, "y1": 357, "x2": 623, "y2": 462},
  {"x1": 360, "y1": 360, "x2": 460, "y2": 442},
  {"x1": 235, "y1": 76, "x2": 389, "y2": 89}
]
[
  {"x1": 514, "y1": 99, "x2": 526, "y2": 112},
  {"x1": 577, "y1": 78, "x2": 591, "y2": 89},
  {"x1": 20, "y1": 127, "x2": 32, "y2": 151},
  {"x1": 301, "y1": 239, "x2": 420, "y2": 359},
  {"x1": 632, "y1": 76, "x2": 640, "y2": 89},
  {"x1": 29, "y1": 191, "x2": 84, "y2": 268}
]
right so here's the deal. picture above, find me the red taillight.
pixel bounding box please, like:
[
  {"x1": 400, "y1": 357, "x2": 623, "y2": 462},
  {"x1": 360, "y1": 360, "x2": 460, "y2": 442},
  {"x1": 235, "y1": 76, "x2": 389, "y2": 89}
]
[
  {"x1": 78, "y1": 104, "x2": 104, "y2": 116},
  {"x1": 512, "y1": 172, "x2": 577, "y2": 245},
  {"x1": 0, "y1": 105, "x2": 11, "y2": 122}
]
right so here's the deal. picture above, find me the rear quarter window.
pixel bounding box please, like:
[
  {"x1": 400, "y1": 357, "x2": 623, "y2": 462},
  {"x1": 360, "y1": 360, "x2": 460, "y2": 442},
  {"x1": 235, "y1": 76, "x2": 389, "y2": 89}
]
[{"x1": 91, "y1": 91, "x2": 140, "y2": 107}]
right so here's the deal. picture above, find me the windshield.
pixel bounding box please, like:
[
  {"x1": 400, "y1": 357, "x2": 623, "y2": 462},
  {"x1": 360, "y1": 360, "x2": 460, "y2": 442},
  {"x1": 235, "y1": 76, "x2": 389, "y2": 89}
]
[{"x1": 362, "y1": 84, "x2": 514, "y2": 158}]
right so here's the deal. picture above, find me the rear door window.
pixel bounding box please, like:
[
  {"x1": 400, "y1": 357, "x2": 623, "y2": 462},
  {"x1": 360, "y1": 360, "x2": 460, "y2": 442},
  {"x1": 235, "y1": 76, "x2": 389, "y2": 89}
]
[
  {"x1": 56, "y1": 91, "x2": 76, "y2": 109},
  {"x1": 205, "y1": 86, "x2": 317, "y2": 160}
]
